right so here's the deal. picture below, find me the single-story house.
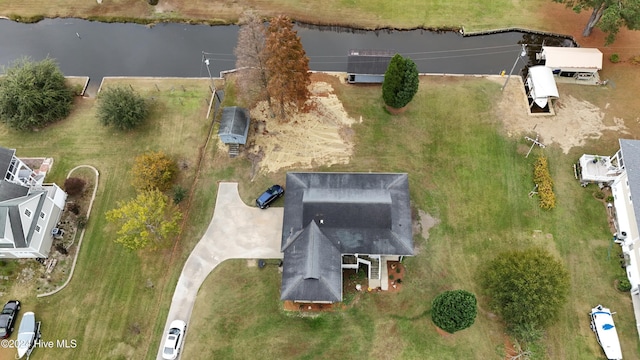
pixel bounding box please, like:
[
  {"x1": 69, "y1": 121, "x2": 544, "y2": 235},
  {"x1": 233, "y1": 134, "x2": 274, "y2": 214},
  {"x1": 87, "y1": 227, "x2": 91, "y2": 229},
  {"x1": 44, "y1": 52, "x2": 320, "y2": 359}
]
[
  {"x1": 346, "y1": 49, "x2": 395, "y2": 84},
  {"x1": 0, "y1": 147, "x2": 67, "y2": 259},
  {"x1": 280, "y1": 172, "x2": 414, "y2": 304},
  {"x1": 526, "y1": 65, "x2": 559, "y2": 109},
  {"x1": 596, "y1": 139, "x2": 640, "y2": 338},
  {"x1": 539, "y1": 46, "x2": 603, "y2": 80}
]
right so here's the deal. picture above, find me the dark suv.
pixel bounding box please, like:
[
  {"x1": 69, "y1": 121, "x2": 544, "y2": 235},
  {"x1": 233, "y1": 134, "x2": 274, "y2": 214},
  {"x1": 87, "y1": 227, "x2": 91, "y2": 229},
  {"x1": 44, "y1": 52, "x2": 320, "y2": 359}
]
[
  {"x1": 0, "y1": 300, "x2": 20, "y2": 339},
  {"x1": 256, "y1": 185, "x2": 285, "y2": 209}
]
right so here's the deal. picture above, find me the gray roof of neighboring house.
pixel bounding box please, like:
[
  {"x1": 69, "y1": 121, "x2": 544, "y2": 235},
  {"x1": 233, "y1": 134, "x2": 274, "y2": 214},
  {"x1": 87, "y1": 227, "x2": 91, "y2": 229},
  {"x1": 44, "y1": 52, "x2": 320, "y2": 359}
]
[
  {"x1": 620, "y1": 139, "x2": 640, "y2": 231},
  {"x1": 281, "y1": 172, "x2": 414, "y2": 302},
  {"x1": 0, "y1": 191, "x2": 47, "y2": 248},
  {"x1": 347, "y1": 50, "x2": 395, "y2": 75},
  {"x1": 218, "y1": 106, "x2": 250, "y2": 143},
  {"x1": 0, "y1": 181, "x2": 29, "y2": 202},
  {"x1": 0, "y1": 147, "x2": 15, "y2": 178}
]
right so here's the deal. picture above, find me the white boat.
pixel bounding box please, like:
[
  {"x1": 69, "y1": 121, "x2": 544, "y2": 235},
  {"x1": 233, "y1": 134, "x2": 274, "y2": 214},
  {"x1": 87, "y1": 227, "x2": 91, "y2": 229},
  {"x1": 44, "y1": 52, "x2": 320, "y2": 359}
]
[
  {"x1": 16, "y1": 312, "x2": 38, "y2": 359},
  {"x1": 590, "y1": 305, "x2": 623, "y2": 360}
]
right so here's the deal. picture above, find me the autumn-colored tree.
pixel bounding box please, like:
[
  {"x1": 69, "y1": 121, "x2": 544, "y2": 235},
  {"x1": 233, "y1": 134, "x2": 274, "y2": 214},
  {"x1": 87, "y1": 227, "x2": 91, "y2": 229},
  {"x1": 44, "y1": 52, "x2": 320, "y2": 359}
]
[
  {"x1": 64, "y1": 177, "x2": 86, "y2": 196},
  {"x1": 234, "y1": 11, "x2": 270, "y2": 106},
  {"x1": 264, "y1": 15, "x2": 311, "y2": 120},
  {"x1": 131, "y1": 151, "x2": 178, "y2": 192},
  {"x1": 106, "y1": 189, "x2": 182, "y2": 251}
]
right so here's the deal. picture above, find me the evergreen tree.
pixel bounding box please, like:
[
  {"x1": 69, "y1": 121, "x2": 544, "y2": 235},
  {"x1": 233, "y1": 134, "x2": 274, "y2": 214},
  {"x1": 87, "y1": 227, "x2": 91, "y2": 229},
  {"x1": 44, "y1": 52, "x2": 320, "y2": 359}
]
[
  {"x1": 382, "y1": 54, "x2": 419, "y2": 110},
  {"x1": 0, "y1": 57, "x2": 73, "y2": 130},
  {"x1": 479, "y1": 247, "x2": 570, "y2": 340},
  {"x1": 97, "y1": 86, "x2": 149, "y2": 131},
  {"x1": 431, "y1": 290, "x2": 478, "y2": 333}
]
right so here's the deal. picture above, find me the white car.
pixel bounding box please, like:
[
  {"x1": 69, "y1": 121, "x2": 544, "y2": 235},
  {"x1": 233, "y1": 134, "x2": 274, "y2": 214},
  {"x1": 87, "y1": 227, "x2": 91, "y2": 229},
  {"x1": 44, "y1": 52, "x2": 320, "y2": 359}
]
[{"x1": 162, "y1": 320, "x2": 187, "y2": 360}]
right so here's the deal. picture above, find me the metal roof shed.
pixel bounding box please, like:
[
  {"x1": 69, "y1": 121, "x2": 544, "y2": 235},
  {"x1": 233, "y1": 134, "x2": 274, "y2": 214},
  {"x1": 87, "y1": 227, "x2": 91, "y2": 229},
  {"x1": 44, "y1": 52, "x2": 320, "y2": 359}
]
[
  {"x1": 541, "y1": 46, "x2": 603, "y2": 74},
  {"x1": 218, "y1": 107, "x2": 250, "y2": 145},
  {"x1": 347, "y1": 49, "x2": 395, "y2": 84}
]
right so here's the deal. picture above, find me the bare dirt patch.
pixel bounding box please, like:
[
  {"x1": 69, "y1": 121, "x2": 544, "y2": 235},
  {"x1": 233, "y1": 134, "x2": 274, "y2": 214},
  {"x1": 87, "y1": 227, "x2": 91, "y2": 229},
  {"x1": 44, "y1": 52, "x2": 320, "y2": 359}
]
[
  {"x1": 491, "y1": 77, "x2": 628, "y2": 154},
  {"x1": 237, "y1": 80, "x2": 356, "y2": 175}
]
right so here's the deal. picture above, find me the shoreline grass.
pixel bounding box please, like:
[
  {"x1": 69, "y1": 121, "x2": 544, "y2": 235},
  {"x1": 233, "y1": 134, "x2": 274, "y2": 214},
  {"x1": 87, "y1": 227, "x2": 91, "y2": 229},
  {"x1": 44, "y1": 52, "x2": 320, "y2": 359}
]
[{"x1": 0, "y1": 0, "x2": 553, "y2": 32}]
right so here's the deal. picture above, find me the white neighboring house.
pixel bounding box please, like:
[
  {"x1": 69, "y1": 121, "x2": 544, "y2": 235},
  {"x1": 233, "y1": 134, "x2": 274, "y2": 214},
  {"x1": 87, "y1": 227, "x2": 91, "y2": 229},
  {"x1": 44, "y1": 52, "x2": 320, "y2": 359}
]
[
  {"x1": 596, "y1": 139, "x2": 640, "y2": 338},
  {"x1": 0, "y1": 147, "x2": 67, "y2": 259}
]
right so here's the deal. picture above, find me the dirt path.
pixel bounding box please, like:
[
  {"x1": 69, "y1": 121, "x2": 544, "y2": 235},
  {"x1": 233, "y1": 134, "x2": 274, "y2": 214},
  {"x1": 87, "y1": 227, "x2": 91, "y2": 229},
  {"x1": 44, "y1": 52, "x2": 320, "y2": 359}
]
[{"x1": 492, "y1": 77, "x2": 628, "y2": 154}]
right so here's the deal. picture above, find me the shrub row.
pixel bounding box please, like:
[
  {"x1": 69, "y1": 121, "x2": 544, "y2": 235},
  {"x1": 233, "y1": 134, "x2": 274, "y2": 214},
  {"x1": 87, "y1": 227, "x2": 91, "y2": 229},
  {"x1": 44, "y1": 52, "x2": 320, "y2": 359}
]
[{"x1": 533, "y1": 155, "x2": 556, "y2": 210}]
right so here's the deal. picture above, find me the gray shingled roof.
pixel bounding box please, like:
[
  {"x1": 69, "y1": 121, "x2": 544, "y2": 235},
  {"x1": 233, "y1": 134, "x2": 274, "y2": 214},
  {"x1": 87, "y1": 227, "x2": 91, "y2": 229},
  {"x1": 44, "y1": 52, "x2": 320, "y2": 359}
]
[
  {"x1": 0, "y1": 181, "x2": 29, "y2": 202},
  {"x1": 281, "y1": 172, "x2": 413, "y2": 302},
  {"x1": 620, "y1": 139, "x2": 640, "y2": 233},
  {"x1": 0, "y1": 191, "x2": 47, "y2": 248},
  {"x1": 0, "y1": 147, "x2": 15, "y2": 178},
  {"x1": 280, "y1": 221, "x2": 343, "y2": 302},
  {"x1": 218, "y1": 106, "x2": 250, "y2": 143},
  {"x1": 346, "y1": 50, "x2": 395, "y2": 75}
]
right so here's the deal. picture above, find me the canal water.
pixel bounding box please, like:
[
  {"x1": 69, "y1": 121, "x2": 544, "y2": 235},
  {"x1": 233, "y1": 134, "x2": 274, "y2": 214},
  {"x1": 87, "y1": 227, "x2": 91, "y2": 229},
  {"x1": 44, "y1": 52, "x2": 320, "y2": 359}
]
[{"x1": 0, "y1": 18, "x2": 574, "y2": 92}]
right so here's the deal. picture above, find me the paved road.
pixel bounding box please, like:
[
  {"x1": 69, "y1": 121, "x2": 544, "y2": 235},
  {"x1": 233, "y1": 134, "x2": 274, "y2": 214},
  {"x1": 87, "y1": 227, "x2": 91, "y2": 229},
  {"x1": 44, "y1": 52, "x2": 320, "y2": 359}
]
[{"x1": 156, "y1": 182, "x2": 283, "y2": 359}]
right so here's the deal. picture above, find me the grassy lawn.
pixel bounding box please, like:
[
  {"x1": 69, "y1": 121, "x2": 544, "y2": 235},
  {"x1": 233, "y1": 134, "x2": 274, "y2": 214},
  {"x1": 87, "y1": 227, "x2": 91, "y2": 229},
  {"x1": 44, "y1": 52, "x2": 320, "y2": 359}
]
[
  {"x1": 183, "y1": 75, "x2": 640, "y2": 359},
  {"x1": 0, "y1": 78, "x2": 221, "y2": 360},
  {"x1": 0, "y1": 0, "x2": 552, "y2": 31}
]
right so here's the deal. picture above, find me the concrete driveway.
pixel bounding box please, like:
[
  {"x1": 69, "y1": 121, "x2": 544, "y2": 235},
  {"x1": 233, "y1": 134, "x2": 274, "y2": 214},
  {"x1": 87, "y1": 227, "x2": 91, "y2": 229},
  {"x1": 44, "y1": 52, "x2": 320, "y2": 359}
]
[{"x1": 156, "y1": 182, "x2": 283, "y2": 359}]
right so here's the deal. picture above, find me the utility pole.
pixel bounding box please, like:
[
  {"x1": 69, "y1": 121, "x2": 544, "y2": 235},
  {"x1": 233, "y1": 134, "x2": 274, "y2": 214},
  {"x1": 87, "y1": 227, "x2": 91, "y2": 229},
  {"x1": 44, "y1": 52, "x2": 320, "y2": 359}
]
[{"x1": 501, "y1": 44, "x2": 527, "y2": 92}]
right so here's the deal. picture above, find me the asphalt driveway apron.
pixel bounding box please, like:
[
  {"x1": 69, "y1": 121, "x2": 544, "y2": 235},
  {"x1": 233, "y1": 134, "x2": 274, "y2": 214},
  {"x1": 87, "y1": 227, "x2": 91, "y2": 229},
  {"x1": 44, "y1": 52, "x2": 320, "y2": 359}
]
[{"x1": 156, "y1": 182, "x2": 283, "y2": 359}]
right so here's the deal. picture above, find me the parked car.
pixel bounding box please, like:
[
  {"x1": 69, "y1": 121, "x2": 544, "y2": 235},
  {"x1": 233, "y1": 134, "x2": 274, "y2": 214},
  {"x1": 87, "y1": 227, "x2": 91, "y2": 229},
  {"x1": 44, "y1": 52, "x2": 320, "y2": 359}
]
[
  {"x1": 162, "y1": 320, "x2": 186, "y2": 360},
  {"x1": 256, "y1": 184, "x2": 285, "y2": 209},
  {"x1": 0, "y1": 300, "x2": 20, "y2": 339}
]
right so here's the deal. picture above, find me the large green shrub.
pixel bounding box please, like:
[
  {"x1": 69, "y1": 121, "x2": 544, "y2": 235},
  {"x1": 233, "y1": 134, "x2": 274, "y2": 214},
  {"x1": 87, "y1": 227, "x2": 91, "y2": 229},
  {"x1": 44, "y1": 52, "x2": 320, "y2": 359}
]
[
  {"x1": 0, "y1": 57, "x2": 73, "y2": 130},
  {"x1": 431, "y1": 290, "x2": 477, "y2": 333},
  {"x1": 382, "y1": 54, "x2": 419, "y2": 110},
  {"x1": 479, "y1": 247, "x2": 570, "y2": 339},
  {"x1": 97, "y1": 86, "x2": 149, "y2": 130}
]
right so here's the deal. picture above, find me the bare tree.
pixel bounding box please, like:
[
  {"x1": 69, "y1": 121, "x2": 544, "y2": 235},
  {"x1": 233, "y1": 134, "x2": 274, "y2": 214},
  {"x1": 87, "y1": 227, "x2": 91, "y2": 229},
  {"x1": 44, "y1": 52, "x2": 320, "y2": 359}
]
[
  {"x1": 264, "y1": 15, "x2": 311, "y2": 121},
  {"x1": 234, "y1": 11, "x2": 270, "y2": 106}
]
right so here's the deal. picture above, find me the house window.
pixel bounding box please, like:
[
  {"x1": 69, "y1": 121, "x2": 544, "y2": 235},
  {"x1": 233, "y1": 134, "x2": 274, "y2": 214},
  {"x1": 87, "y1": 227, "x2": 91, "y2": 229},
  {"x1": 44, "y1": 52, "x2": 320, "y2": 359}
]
[
  {"x1": 40, "y1": 212, "x2": 45, "y2": 219},
  {"x1": 24, "y1": 209, "x2": 31, "y2": 217},
  {"x1": 35, "y1": 225, "x2": 41, "y2": 233}
]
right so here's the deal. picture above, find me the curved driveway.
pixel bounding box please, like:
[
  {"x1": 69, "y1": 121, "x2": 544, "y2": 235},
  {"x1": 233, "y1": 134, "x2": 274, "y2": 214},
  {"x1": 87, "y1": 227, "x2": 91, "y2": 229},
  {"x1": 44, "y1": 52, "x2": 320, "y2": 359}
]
[{"x1": 156, "y1": 182, "x2": 283, "y2": 359}]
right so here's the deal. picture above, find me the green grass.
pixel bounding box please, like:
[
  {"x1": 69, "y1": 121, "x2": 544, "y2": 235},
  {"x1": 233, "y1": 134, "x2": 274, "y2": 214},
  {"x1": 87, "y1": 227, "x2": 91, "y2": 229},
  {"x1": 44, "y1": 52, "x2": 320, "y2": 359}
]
[
  {"x1": 0, "y1": 0, "x2": 553, "y2": 31},
  {"x1": 0, "y1": 78, "x2": 219, "y2": 360},
  {"x1": 184, "y1": 76, "x2": 640, "y2": 359}
]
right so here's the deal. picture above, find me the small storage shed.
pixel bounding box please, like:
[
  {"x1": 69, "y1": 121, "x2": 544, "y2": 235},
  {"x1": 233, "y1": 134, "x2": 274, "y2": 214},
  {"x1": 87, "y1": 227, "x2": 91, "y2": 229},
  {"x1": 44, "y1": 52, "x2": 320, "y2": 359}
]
[
  {"x1": 347, "y1": 49, "x2": 395, "y2": 84},
  {"x1": 526, "y1": 66, "x2": 559, "y2": 109},
  {"x1": 218, "y1": 106, "x2": 250, "y2": 145},
  {"x1": 540, "y1": 46, "x2": 603, "y2": 79}
]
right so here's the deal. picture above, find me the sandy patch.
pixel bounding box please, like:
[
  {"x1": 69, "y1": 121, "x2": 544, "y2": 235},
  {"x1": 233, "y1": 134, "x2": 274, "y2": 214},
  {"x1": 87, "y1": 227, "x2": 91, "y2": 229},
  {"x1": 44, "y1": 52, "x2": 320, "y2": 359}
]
[
  {"x1": 491, "y1": 77, "x2": 628, "y2": 154},
  {"x1": 240, "y1": 81, "x2": 356, "y2": 175}
]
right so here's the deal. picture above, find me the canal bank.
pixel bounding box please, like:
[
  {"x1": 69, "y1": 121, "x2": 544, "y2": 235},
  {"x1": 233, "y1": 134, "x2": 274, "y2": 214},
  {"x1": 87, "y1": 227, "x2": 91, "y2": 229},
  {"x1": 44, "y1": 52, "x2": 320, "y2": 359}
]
[{"x1": 0, "y1": 18, "x2": 575, "y2": 95}]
